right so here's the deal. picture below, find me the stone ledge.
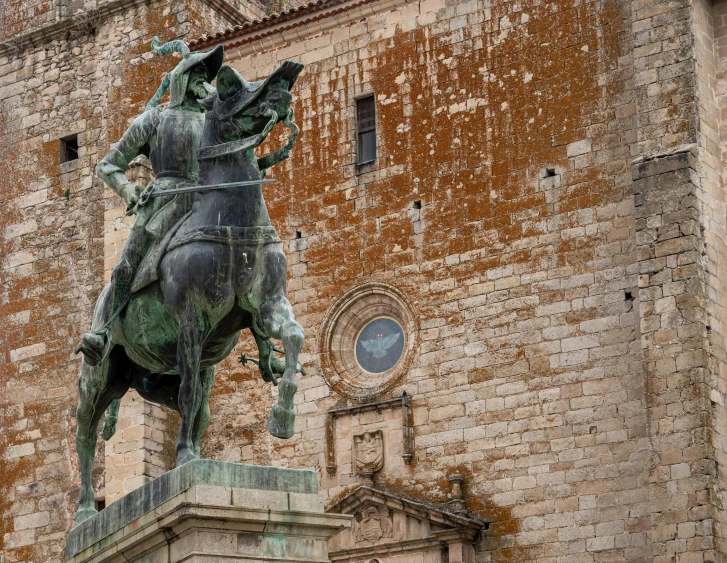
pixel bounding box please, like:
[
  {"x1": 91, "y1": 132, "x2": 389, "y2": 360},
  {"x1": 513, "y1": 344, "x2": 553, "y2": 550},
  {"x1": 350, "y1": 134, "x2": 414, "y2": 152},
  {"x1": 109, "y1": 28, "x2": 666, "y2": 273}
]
[
  {"x1": 67, "y1": 492, "x2": 351, "y2": 563},
  {"x1": 66, "y1": 460, "x2": 320, "y2": 560},
  {"x1": 631, "y1": 143, "x2": 698, "y2": 181}
]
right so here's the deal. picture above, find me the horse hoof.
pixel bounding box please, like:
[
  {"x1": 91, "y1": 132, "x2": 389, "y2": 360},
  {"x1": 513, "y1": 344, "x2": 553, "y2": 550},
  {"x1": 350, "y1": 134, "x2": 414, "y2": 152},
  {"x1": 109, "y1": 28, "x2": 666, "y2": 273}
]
[
  {"x1": 74, "y1": 506, "x2": 98, "y2": 526},
  {"x1": 176, "y1": 451, "x2": 198, "y2": 467},
  {"x1": 268, "y1": 405, "x2": 295, "y2": 439}
]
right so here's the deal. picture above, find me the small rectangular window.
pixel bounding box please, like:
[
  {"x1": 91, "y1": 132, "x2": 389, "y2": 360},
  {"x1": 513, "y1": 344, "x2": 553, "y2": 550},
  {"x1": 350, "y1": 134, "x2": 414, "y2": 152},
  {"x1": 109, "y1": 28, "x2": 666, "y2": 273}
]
[
  {"x1": 356, "y1": 96, "x2": 376, "y2": 164},
  {"x1": 60, "y1": 134, "x2": 79, "y2": 163}
]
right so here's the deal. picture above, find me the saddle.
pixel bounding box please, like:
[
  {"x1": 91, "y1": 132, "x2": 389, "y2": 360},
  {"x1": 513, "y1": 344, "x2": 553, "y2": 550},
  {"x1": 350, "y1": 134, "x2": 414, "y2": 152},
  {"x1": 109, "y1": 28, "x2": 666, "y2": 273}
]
[{"x1": 131, "y1": 215, "x2": 280, "y2": 294}]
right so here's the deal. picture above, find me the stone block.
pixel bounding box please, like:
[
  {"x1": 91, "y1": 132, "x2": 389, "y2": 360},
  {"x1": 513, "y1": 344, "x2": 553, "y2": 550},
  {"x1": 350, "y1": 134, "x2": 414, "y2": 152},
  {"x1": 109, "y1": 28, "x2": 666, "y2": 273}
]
[
  {"x1": 232, "y1": 488, "x2": 288, "y2": 510},
  {"x1": 66, "y1": 461, "x2": 349, "y2": 563},
  {"x1": 66, "y1": 460, "x2": 321, "y2": 560}
]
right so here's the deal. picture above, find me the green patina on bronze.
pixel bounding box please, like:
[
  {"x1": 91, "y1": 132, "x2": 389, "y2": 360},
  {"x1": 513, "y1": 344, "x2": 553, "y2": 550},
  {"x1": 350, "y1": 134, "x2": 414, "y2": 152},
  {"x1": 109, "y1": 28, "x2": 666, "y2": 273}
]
[{"x1": 73, "y1": 38, "x2": 305, "y2": 526}]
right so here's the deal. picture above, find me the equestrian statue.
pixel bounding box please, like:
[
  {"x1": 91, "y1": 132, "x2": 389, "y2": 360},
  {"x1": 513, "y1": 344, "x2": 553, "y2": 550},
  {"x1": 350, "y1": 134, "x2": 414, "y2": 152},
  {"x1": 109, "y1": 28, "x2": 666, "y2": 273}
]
[{"x1": 73, "y1": 38, "x2": 305, "y2": 525}]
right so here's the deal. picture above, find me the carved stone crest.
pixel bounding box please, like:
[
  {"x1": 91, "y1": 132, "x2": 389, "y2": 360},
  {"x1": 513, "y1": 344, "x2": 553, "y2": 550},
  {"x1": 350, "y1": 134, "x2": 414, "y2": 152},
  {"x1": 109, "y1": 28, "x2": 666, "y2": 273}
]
[
  {"x1": 354, "y1": 505, "x2": 393, "y2": 544},
  {"x1": 354, "y1": 431, "x2": 384, "y2": 480}
]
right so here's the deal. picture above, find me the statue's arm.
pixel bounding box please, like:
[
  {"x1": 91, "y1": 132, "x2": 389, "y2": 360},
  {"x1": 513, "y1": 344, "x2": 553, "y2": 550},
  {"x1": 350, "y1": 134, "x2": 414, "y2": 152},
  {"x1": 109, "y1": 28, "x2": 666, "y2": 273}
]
[{"x1": 96, "y1": 110, "x2": 159, "y2": 207}]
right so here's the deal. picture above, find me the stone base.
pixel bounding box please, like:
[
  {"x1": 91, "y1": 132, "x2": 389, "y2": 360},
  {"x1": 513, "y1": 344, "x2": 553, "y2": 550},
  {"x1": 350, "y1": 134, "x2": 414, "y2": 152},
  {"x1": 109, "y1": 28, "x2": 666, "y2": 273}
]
[{"x1": 66, "y1": 460, "x2": 351, "y2": 563}]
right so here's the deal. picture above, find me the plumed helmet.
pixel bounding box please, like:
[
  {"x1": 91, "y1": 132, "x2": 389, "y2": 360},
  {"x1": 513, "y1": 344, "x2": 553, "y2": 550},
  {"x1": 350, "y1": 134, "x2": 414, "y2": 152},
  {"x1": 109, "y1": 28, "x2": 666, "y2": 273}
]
[{"x1": 147, "y1": 37, "x2": 224, "y2": 109}]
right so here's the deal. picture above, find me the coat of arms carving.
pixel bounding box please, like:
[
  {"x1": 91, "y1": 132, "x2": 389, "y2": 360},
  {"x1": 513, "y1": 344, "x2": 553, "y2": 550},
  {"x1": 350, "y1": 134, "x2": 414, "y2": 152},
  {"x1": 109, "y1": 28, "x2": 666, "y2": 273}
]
[
  {"x1": 354, "y1": 505, "x2": 393, "y2": 544},
  {"x1": 354, "y1": 431, "x2": 384, "y2": 475}
]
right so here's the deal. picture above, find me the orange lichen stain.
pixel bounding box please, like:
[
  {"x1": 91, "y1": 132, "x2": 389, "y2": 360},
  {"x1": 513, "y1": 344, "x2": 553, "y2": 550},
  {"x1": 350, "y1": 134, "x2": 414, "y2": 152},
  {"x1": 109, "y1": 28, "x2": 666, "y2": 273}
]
[{"x1": 0, "y1": 456, "x2": 35, "y2": 553}]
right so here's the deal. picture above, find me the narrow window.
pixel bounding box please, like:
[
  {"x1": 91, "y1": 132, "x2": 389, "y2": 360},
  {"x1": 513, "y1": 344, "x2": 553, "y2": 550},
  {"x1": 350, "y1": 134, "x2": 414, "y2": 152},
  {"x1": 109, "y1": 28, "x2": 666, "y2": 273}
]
[
  {"x1": 60, "y1": 134, "x2": 79, "y2": 163},
  {"x1": 94, "y1": 498, "x2": 106, "y2": 511},
  {"x1": 356, "y1": 96, "x2": 376, "y2": 164}
]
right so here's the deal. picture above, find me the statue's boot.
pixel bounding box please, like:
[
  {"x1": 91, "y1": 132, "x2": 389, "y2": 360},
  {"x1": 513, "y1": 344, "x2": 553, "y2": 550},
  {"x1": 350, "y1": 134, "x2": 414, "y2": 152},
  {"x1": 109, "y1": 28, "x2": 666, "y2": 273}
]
[{"x1": 76, "y1": 259, "x2": 134, "y2": 366}]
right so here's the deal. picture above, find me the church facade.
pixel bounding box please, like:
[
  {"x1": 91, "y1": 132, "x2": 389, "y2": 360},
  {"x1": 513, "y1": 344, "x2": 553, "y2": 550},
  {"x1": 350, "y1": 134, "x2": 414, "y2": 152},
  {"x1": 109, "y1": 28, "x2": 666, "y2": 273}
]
[{"x1": 2, "y1": 0, "x2": 727, "y2": 562}]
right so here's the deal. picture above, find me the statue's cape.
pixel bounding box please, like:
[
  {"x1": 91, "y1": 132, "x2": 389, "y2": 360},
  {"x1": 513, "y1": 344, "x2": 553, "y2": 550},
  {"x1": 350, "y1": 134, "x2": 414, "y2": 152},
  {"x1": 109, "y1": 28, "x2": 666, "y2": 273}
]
[
  {"x1": 131, "y1": 196, "x2": 193, "y2": 294},
  {"x1": 209, "y1": 61, "x2": 304, "y2": 120}
]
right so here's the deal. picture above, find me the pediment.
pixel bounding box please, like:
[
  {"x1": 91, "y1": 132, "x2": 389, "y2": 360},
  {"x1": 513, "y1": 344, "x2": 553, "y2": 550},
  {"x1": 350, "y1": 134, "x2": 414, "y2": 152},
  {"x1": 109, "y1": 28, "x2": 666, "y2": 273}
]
[{"x1": 327, "y1": 486, "x2": 485, "y2": 561}]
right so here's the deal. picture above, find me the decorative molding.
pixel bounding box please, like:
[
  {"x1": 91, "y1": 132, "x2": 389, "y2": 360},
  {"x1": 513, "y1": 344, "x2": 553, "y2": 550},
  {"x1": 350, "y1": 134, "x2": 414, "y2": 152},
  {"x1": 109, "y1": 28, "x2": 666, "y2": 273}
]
[
  {"x1": 447, "y1": 474, "x2": 466, "y2": 514},
  {"x1": 319, "y1": 282, "x2": 418, "y2": 400},
  {"x1": 328, "y1": 486, "x2": 485, "y2": 563},
  {"x1": 326, "y1": 392, "x2": 413, "y2": 476}
]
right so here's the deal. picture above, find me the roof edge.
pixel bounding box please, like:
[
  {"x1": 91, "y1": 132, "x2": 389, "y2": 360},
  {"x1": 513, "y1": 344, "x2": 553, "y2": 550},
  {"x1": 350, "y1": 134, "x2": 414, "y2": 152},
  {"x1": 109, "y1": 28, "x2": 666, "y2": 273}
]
[{"x1": 189, "y1": 0, "x2": 374, "y2": 52}]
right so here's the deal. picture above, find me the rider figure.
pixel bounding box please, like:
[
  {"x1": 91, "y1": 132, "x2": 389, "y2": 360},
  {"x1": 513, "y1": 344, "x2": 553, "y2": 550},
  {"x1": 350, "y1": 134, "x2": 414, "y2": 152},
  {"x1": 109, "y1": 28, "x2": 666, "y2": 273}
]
[{"x1": 76, "y1": 39, "x2": 224, "y2": 366}]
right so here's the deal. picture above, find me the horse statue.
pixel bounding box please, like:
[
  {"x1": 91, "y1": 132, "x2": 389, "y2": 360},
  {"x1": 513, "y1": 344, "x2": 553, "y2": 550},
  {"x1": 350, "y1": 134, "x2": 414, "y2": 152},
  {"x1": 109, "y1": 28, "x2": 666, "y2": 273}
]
[{"x1": 74, "y1": 60, "x2": 305, "y2": 525}]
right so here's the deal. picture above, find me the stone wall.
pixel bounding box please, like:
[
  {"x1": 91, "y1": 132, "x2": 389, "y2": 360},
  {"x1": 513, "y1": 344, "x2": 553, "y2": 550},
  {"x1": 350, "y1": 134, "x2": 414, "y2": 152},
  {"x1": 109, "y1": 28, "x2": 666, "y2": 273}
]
[
  {"x1": 633, "y1": 145, "x2": 715, "y2": 563},
  {"x1": 695, "y1": 0, "x2": 727, "y2": 558},
  {"x1": 192, "y1": 0, "x2": 659, "y2": 560},
  {"x1": 182, "y1": 0, "x2": 727, "y2": 560},
  {"x1": 0, "y1": 2, "x2": 234, "y2": 562},
  {"x1": 3, "y1": 0, "x2": 727, "y2": 561}
]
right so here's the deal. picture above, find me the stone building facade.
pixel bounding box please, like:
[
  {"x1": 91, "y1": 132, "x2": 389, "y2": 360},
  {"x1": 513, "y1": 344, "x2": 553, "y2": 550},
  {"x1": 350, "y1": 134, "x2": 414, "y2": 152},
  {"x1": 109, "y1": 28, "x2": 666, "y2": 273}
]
[{"x1": 4, "y1": 0, "x2": 727, "y2": 562}]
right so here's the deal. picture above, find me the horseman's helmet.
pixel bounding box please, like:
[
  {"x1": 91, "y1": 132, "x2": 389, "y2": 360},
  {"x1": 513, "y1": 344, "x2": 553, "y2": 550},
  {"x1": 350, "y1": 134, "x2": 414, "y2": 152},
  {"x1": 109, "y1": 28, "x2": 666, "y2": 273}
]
[{"x1": 147, "y1": 38, "x2": 224, "y2": 109}]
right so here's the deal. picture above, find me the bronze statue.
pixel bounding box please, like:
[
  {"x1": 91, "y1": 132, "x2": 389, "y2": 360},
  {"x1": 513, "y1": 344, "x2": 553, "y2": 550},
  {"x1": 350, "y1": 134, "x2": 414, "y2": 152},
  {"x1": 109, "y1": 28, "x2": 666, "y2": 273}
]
[
  {"x1": 73, "y1": 38, "x2": 305, "y2": 525},
  {"x1": 77, "y1": 38, "x2": 223, "y2": 365}
]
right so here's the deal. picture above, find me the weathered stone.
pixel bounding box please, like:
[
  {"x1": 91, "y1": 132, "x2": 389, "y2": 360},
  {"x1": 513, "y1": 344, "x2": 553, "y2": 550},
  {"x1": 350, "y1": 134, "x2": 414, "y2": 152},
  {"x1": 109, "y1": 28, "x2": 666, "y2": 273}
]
[
  {"x1": 3, "y1": 0, "x2": 727, "y2": 562},
  {"x1": 65, "y1": 461, "x2": 349, "y2": 563},
  {"x1": 66, "y1": 459, "x2": 320, "y2": 559}
]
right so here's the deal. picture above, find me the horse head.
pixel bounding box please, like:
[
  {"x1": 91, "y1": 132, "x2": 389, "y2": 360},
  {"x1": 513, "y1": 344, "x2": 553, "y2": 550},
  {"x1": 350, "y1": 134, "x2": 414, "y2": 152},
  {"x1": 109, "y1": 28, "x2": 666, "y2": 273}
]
[{"x1": 198, "y1": 61, "x2": 304, "y2": 186}]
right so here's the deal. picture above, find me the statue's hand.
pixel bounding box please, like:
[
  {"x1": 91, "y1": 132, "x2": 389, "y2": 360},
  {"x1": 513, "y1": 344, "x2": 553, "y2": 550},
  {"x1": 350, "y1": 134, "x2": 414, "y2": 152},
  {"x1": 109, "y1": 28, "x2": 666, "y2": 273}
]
[{"x1": 121, "y1": 182, "x2": 143, "y2": 207}]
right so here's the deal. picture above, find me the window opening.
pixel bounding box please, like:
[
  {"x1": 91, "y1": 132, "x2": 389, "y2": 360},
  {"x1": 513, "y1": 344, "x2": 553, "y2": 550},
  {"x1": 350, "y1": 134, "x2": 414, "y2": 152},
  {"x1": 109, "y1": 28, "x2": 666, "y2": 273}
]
[
  {"x1": 61, "y1": 134, "x2": 79, "y2": 163},
  {"x1": 356, "y1": 96, "x2": 376, "y2": 164}
]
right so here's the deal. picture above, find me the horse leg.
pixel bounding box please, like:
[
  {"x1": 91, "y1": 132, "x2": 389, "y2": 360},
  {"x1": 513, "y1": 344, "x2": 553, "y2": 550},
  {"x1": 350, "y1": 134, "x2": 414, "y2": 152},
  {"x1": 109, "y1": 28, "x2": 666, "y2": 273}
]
[
  {"x1": 259, "y1": 295, "x2": 303, "y2": 439},
  {"x1": 101, "y1": 398, "x2": 121, "y2": 441},
  {"x1": 192, "y1": 366, "x2": 215, "y2": 457},
  {"x1": 175, "y1": 302, "x2": 209, "y2": 466},
  {"x1": 75, "y1": 348, "x2": 129, "y2": 524}
]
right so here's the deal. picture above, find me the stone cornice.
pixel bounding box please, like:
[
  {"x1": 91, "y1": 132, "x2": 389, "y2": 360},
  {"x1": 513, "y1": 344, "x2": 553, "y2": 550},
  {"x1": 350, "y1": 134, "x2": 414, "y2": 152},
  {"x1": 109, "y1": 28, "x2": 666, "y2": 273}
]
[
  {"x1": 328, "y1": 486, "x2": 485, "y2": 562},
  {"x1": 190, "y1": 0, "x2": 412, "y2": 57},
  {"x1": 0, "y1": 0, "x2": 247, "y2": 57},
  {"x1": 202, "y1": 0, "x2": 249, "y2": 28},
  {"x1": 330, "y1": 485, "x2": 486, "y2": 532}
]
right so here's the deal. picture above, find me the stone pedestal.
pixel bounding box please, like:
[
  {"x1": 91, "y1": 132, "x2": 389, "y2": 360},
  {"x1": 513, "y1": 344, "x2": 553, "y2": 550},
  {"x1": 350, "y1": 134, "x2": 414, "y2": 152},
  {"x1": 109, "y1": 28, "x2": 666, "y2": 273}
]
[{"x1": 66, "y1": 460, "x2": 351, "y2": 563}]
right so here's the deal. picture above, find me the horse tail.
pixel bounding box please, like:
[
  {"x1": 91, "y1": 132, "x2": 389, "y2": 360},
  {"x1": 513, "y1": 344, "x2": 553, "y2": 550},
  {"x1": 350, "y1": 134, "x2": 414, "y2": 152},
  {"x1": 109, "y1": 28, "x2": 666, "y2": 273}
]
[{"x1": 101, "y1": 398, "x2": 121, "y2": 441}]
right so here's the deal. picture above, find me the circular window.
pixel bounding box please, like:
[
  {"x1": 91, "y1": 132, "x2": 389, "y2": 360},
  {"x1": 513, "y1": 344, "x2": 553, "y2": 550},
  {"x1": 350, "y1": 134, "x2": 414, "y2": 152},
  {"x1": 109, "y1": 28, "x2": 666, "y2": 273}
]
[
  {"x1": 355, "y1": 317, "x2": 405, "y2": 374},
  {"x1": 320, "y1": 283, "x2": 418, "y2": 399}
]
